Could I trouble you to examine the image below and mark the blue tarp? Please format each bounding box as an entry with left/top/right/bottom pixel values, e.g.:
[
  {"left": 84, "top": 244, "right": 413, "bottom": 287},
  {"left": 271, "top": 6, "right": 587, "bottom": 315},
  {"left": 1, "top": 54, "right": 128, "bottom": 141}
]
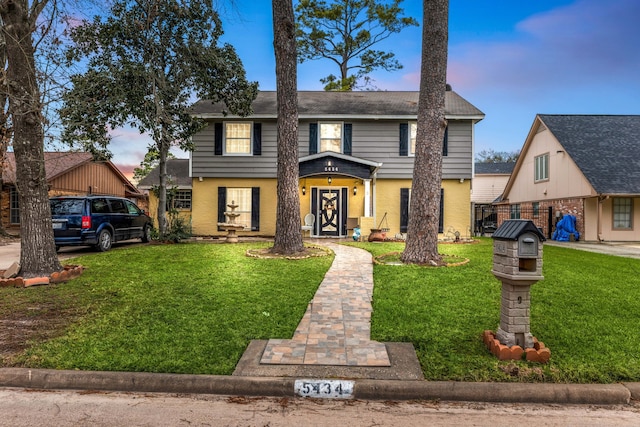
[{"left": 552, "top": 214, "right": 580, "bottom": 241}]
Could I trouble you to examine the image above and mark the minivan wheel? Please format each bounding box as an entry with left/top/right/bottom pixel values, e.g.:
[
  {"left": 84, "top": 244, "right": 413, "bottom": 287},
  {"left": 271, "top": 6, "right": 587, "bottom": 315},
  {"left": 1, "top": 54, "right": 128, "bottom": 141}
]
[
  {"left": 141, "top": 224, "right": 151, "bottom": 243},
  {"left": 95, "top": 229, "right": 112, "bottom": 252}
]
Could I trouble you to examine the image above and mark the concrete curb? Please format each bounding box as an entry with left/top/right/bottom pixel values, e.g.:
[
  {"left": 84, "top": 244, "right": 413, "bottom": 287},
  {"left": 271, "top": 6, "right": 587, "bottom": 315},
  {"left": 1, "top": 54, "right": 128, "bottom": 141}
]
[{"left": 0, "top": 368, "right": 634, "bottom": 405}]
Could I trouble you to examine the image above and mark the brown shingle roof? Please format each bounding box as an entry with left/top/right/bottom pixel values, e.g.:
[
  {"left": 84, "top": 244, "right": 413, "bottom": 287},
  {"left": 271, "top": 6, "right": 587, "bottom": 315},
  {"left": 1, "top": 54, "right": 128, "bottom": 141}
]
[{"left": 2, "top": 152, "right": 93, "bottom": 184}]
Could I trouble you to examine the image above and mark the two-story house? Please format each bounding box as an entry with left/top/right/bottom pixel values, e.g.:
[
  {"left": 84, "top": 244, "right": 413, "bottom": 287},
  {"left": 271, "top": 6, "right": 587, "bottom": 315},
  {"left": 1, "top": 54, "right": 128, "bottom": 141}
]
[{"left": 189, "top": 89, "right": 484, "bottom": 239}]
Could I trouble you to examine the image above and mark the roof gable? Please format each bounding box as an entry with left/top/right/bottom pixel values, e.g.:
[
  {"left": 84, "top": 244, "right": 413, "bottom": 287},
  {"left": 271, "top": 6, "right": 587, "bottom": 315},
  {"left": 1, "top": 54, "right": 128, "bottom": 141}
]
[
  {"left": 2, "top": 152, "right": 140, "bottom": 195},
  {"left": 191, "top": 90, "right": 485, "bottom": 120},
  {"left": 539, "top": 115, "right": 640, "bottom": 194}
]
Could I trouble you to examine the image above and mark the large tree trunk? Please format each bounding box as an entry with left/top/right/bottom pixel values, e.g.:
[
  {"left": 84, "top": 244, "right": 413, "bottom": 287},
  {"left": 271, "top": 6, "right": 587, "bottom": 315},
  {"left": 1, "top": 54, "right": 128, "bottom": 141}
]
[
  {"left": 271, "top": 0, "right": 303, "bottom": 255},
  {"left": 157, "top": 129, "right": 169, "bottom": 238},
  {"left": 2, "top": 0, "right": 62, "bottom": 276},
  {"left": 401, "top": 0, "right": 448, "bottom": 265}
]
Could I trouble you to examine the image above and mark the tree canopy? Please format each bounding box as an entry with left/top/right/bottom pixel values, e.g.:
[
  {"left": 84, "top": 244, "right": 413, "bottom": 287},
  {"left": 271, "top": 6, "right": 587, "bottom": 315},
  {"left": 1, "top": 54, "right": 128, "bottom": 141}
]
[
  {"left": 61, "top": 0, "right": 257, "bottom": 236},
  {"left": 476, "top": 149, "right": 520, "bottom": 163},
  {"left": 295, "top": 0, "right": 418, "bottom": 91}
]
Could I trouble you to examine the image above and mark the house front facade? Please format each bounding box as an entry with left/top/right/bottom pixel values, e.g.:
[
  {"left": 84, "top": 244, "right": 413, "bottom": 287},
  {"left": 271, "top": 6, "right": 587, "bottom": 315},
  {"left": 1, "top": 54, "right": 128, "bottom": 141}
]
[
  {"left": 499, "top": 115, "right": 640, "bottom": 242},
  {"left": 189, "top": 90, "right": 484, "bottom": 239}
]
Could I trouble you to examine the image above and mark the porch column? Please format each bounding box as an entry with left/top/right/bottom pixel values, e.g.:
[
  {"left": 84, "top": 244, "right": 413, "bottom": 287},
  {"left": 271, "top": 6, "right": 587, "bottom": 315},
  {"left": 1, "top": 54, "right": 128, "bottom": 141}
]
[{"left": 364, "top": 179, "right": 372, "bottom": 217}]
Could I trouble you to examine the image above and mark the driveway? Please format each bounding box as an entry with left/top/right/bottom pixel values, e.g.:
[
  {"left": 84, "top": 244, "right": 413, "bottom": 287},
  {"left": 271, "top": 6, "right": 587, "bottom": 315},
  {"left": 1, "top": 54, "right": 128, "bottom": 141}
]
[
  {"left": 0, "top": 241, "right": 145, "bottom": 270},
  {"left": 544, "top": 240, "right": 640, "bottom": 259}
]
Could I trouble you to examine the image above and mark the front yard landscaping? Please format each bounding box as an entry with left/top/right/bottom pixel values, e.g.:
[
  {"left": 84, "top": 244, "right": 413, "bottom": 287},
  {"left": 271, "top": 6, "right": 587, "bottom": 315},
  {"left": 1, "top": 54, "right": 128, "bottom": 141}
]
[{"left": 1, "top": 238, "right": 639, "bottom": 383}]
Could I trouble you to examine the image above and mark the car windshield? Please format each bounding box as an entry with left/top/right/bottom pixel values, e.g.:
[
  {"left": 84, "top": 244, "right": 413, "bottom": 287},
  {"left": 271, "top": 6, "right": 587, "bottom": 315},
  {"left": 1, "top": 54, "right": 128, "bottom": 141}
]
[{"left": 50, "top": 199, "right": 84, "bottom": 215}]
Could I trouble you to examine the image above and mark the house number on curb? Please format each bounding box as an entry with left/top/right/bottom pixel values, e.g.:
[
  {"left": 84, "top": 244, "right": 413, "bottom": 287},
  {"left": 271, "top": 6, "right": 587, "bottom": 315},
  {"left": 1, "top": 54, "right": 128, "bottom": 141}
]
[{"left": 294, "top": 379, "right": 354, "bottom": 399}]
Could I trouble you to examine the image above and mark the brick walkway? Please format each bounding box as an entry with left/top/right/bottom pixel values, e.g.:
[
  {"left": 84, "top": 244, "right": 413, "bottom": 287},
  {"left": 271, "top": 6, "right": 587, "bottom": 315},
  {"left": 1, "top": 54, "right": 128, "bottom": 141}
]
[{"left": 260, "top": 242, "right": 390, "bottom": 366}]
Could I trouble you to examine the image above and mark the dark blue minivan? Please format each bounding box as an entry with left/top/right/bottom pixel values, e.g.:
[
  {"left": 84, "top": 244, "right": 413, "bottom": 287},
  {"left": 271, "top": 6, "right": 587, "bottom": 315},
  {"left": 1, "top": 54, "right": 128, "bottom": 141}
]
[{"left": 50, "top": 196, "right": 152, "bottom": 252}]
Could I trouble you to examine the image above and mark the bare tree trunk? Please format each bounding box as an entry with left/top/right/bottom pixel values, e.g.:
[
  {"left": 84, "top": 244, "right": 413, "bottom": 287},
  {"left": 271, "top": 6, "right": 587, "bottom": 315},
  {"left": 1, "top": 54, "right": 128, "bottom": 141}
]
[
  {"left": 401, "top": 0, "right": 448, "bottom": 265},
  {"left": 271, "top": 0, "right": 304, "bottom": 255},
  {"left": 1, "top": 0, "right": 62, "bottom": 276}
]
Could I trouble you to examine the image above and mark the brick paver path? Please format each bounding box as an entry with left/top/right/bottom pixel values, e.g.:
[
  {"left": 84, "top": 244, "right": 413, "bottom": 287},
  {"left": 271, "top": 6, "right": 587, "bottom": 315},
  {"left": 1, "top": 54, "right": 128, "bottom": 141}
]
[{"left": 260, "top": 243, "right": 390, "bottom": 366}]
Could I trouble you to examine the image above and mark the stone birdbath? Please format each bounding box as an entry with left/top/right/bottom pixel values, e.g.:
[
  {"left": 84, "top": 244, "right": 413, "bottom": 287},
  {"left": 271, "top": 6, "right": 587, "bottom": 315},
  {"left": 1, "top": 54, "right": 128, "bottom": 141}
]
[{"left": 217, "top": 200, "right": 245, "bottom": 243}]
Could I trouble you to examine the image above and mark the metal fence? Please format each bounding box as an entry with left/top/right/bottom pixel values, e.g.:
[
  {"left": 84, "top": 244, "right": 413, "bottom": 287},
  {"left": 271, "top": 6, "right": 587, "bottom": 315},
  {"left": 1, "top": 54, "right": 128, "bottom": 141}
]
[{"left": 474, "top": 205, "right": 554, "bottom": 239}]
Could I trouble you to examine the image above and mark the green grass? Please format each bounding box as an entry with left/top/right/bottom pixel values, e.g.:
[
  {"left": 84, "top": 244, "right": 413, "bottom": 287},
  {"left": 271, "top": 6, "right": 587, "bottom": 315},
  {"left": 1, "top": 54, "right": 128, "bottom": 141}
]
[
  {"left": 5, "top": 242, "right": 333, "bottom": 375},
  {"left": 349, "top": 239, "right": 640, "bottom": 383},
  {"left": 3, "top": 238, "right": 640, "bottom": 382}
]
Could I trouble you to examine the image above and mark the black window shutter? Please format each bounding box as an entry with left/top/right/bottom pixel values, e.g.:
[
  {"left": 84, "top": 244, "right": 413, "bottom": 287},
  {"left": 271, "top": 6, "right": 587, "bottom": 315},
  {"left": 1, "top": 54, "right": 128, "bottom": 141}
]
[
  {"left": 251, "top": 187, "right": 260, "bottom": 231},
  {"left": 253, "top": 123, "right": 262, "bottom": 155},
  {"left": 439, "top": 188, "right": 444, "bottom": 233},
  {"left": 343, "top": 123, "right": 352, "bottom": 155},
  {"left": 400, "top": 188, "right": 410, "bottom": 233},
  {"left": 442, "top": 126, "right": 448, "bottom": 157},
  {"left": 217, "top": 187, "right": 226, "bottom": 231},
  {"left": 399, "top": 123, "right": 408, "bottom": 156},
  {"left": 309, "top": 123, "right": 318, "bottom": 155},
  {"left": 214, "top": 123, "right": 223, "bottom": 155}
]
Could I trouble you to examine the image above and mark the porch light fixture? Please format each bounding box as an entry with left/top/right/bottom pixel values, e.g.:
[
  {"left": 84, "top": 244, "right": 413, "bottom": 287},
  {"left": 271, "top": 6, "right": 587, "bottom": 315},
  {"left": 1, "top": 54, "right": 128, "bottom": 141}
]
[
  {"left": 302, "top": 186, "right": 306, "bottom": 195},
  {"left": 353, "top": 186, "right": 357, "bottom": 195},
  {"left": 327, "top": 176, "right": 332, "bottom": 184}
]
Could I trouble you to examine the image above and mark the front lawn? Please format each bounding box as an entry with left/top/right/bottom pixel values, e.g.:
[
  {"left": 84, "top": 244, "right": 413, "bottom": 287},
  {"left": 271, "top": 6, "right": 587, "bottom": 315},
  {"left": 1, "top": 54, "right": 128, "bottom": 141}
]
[
  {"left": 2, "top": 242, "right": 333, "bottom": 375},
  {"left": 2, "top": 238, "right": 640, "bottom": 383},
  {"left": 352, "top": 239, "right": 640, "bottom": 383}
]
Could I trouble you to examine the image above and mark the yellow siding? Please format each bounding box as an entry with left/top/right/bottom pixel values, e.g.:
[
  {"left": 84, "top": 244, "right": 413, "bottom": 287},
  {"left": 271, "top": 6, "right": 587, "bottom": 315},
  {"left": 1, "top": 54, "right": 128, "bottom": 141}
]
[
  {"left": 192, "top": 178, "right": 278, "bottom": 236},
  {"left": 145, "top": 192, "right": 192, "bottom": 230},
  {"left": 191, "top": 177, "right": 471, "bottom": 238},
  {"left": 373, "top": 179, "right": 471, "bottom": 238}
]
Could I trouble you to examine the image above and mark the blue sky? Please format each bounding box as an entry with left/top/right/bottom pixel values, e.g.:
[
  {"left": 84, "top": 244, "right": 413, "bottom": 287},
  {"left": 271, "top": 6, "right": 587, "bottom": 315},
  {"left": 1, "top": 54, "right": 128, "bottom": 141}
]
[{"left": 109, "top": 0, "right": 640, "bottom": 177}]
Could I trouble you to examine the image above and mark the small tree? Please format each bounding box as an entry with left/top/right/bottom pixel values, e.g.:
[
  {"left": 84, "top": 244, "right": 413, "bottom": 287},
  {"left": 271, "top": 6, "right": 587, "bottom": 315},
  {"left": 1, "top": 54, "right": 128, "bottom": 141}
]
[
  {"left": 401, "top": 0, "right": 448, "bottom": 265},
  {"left": 296, "top": 0, "right": 418, "bottom": 91},
  {"left": 61, "top": 0, "right": 257, "bottom": 238},
  {"left": 271, "top": 0, "right": 304, "bottom": 254}
]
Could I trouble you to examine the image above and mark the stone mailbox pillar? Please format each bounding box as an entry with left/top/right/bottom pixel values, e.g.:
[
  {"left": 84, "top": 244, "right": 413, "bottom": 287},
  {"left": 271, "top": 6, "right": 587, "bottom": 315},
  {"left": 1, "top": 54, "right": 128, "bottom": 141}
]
[{"left": 491, "top": 220, "right": 545, "bottom": 349}]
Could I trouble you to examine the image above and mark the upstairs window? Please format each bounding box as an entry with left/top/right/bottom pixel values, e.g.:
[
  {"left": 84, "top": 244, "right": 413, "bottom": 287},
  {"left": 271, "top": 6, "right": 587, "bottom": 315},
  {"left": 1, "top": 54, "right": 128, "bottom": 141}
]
[
  {"left": 534, "top": 153, "right": 549, "bottom": 182},
  {"left": 401, "top": 123, "right": 448, "bottom": 157},
  {"left": 613, "top": 197, "right": 632, "bottom": 229},
  {"left": 319, "top": 122, "right": 342, "bottom": 153},
  {"left": 225, "top": 122, "right": 252, "bottom": 155}
]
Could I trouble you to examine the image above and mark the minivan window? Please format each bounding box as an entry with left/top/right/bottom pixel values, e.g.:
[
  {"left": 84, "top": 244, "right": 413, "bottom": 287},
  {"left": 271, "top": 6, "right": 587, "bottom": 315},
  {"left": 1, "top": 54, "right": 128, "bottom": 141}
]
[
  {"left": 50, "top": 199, "right": 84, "bottom": 215},
  {"left": 91, "top": 198, "right": 110, "bottom": 214},
  {"left": 109, "top": 198, "right": 128, "bottom": 214},
  {"left": 125, "top": 200, "right": 141, "bottom": 215}
]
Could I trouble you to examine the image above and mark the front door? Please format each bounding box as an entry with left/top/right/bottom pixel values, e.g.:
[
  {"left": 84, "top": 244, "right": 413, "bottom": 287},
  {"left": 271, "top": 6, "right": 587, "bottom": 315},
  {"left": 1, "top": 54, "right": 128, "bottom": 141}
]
[{"left": 319, "top": 189, "right": 340, "bottom": 236}]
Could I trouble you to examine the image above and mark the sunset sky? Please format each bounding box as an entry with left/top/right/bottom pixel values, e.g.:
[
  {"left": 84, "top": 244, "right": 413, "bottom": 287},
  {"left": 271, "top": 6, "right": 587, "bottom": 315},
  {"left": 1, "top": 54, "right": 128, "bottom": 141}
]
[{"left": 108, "top": 0, "right": 640, "bottom": 179}]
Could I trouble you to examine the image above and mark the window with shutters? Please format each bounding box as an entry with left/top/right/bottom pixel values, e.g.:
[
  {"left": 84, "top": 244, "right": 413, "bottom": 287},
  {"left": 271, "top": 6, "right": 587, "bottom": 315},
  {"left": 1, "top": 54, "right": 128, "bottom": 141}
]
[
  {"left": 319, "top": 122, "right": 343, "bottom": 153},
  {"left": 226, "top": 188, "right": 252, "bottom": 229},
  {"left": 224, "top": 122, "right": 252, "bottom": 155}
]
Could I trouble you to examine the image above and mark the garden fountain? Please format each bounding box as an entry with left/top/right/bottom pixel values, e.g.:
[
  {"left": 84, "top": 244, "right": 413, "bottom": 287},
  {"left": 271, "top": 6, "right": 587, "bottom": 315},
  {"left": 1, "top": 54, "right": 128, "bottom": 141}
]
[{"left": 217, "top": 200, "right": 245, "bottom": 243}]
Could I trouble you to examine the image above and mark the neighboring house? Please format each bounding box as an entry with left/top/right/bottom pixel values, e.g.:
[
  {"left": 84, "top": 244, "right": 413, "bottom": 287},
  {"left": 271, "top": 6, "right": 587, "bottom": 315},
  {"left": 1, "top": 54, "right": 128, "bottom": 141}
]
[
  {"left": 1, "top": 151, "right": 142, "bottom": 230},
  {"left": 137, "top": 158, "right": 192, "bottom": 227},
  {"left": 498, "top": 115, "right": 640, "bottom": 242},
  {"left": 472, "top": 162, "right": 515, "bottom": 234},
  {"left": 189, "top": 89, "right": 484, "bottom": 239}
]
